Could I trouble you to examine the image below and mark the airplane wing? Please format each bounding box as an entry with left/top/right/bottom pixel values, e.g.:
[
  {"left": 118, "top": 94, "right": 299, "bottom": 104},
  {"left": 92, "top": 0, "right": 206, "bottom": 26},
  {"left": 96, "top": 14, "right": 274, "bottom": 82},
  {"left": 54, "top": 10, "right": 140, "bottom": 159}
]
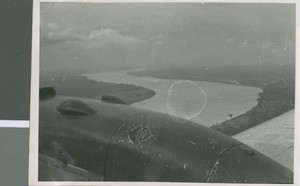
[{"left": 233, "top": 110, "right": 294, "bottom": 170}]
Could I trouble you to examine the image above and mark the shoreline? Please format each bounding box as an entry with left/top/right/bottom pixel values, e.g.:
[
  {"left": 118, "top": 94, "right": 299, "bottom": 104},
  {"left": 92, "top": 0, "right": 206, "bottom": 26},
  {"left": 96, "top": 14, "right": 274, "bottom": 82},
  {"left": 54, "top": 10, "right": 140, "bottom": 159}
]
[
  {"left": 127, "top": 68, "right": 295, "bottom": 136},
  {"left": 211, "top": 81, "right": 294, "bottom": 136},
  {"left": 40, "top": 74, "right": 156, "bottom": 104},
  {"left": 126, "top": 71, "right": 262, "bottom": 89},
  {"left": 42, "top": 70, "right": 294, "bottom": 136},
  {"left": 86, "top": 71, "right": 262, "bottom": 126}
]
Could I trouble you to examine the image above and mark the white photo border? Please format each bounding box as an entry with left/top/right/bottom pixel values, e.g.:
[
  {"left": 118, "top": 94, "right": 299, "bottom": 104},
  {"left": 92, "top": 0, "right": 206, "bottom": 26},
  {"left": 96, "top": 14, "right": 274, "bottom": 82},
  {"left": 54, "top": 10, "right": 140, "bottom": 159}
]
[{"left": 29, "top": 0, "right": 299, "bottom": 185}]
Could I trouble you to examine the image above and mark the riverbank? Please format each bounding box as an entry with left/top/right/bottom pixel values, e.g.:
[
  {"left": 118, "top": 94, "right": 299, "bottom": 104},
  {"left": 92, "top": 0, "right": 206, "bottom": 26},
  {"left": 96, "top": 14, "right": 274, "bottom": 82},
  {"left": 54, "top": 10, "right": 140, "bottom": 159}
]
[
  {"left": 85, "top": 71, "right": 262, "bottom": 127},
  {"left": 40, "top": 73, "right": 155, "bottom": 104},
  {"left": 128, "top": 65, "right": 295, "bottom": 135},
  {"left": 211, "top": 80, "right": 295, "bottom": 136}
]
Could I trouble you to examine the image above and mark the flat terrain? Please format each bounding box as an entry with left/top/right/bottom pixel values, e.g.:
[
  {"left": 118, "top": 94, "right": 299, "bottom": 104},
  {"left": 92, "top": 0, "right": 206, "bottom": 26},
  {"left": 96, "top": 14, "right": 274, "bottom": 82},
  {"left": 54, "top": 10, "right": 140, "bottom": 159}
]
[{"left": 233, "top": 110, "right": 294, "bottom": 170}]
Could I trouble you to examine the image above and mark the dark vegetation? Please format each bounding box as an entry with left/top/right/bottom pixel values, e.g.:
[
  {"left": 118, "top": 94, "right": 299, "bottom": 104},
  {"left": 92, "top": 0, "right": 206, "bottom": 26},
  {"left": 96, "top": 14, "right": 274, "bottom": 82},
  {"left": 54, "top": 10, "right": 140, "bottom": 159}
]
[
  {"left": 212, "top": 80, "right": 295, "bottom": 136},
  {"left": 40, "top": 73, "right": 155, "bottom": 105},
  {"left": 128, "top": 64, "right": 295, "bottom": 136}
]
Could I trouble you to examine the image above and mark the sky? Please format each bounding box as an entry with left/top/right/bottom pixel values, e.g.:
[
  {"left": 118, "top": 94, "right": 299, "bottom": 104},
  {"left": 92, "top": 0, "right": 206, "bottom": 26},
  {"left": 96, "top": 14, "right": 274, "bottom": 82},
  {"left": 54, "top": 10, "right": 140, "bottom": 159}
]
[{"left": 40, "top": 3, "right": 295, "bottom": 73}]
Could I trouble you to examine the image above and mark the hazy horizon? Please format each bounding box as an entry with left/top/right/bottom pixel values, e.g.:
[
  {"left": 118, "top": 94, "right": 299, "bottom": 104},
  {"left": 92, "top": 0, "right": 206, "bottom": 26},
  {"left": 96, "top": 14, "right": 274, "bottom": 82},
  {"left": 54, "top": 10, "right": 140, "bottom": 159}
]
[{"left": 40, "top": 3, "right": 295, "bottom": 73}]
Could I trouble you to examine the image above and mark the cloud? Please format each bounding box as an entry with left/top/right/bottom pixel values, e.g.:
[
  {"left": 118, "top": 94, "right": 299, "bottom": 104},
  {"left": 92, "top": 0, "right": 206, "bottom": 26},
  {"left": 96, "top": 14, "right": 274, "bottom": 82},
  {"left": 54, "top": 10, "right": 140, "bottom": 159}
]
[
  {"left": 261, "top": 42, "right": 274, "bottom": 50},
  {"left": 41, "top": 18, "right": 83, "bottom": 45},
  {"left": 84, "top": 28, "right": 142, "bottom": 50},
  {"left": 41, "top": 18, "right": 142, "bottom": 50},
  {"left": 39, "top": 3, "right": 295, "bottom": 69},
  {"left": 242, "top": 40, "right": 248, "bottom": 47},
  {"left": 223, "top": 38, "right": 234, "bottom": 48}
]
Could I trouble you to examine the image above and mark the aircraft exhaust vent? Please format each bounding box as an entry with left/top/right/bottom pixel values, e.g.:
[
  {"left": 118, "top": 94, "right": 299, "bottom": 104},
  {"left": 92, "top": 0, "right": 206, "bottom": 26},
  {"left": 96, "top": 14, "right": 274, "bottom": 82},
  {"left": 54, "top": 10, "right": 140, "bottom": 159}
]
[
  {"left": 40, "top": 87, "right": 56, "bottom": 100},
  {"left": 57, "top": 99, "right": 96, "bottom": 116}
]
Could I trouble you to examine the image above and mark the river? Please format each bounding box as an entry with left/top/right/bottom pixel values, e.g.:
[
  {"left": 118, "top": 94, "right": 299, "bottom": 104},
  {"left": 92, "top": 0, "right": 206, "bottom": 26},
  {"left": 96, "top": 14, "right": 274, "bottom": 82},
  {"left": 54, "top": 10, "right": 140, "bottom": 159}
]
[{"left": 84, "top": 71, "right": 262, "bottom": 127}]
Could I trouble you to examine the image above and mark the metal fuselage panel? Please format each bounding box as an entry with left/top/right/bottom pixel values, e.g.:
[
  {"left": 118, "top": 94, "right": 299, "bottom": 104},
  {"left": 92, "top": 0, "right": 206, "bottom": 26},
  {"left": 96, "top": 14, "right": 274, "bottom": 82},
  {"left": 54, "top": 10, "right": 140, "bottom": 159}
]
[
  {"left": 105, "top": 112, "right": 293, "bottom": 183},
  {"left": 39, "top": 96, "right": 141, "bottom": 180},
  {"left": 38, "top": 96, "right": 293, "bottom": 183}
]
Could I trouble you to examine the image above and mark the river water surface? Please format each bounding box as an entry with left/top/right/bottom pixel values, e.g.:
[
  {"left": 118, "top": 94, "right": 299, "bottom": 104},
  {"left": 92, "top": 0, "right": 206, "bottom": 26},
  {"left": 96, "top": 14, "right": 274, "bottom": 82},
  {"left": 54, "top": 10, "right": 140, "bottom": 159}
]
[{"left": 85, "top": 71, "right": 262, "bottom": 127}]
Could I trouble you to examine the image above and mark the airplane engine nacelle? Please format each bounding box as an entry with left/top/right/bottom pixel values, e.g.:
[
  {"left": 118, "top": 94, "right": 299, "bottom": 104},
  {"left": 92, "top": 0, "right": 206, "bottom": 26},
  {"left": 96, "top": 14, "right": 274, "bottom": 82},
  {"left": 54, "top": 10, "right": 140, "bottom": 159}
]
[
  {"left": 38, "top": 93, "right": 293, "bottom": 183},
  {"left": 105, "top": 112, "right": 293, "bottom": 183}
]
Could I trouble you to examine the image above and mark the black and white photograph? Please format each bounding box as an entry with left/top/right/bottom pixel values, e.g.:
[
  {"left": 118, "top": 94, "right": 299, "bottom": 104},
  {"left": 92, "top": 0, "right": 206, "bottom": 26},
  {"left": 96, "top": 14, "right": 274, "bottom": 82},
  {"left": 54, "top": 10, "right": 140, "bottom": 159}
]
[{"left": 30, "top": 1, "right": 296, "bottom": 185}]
